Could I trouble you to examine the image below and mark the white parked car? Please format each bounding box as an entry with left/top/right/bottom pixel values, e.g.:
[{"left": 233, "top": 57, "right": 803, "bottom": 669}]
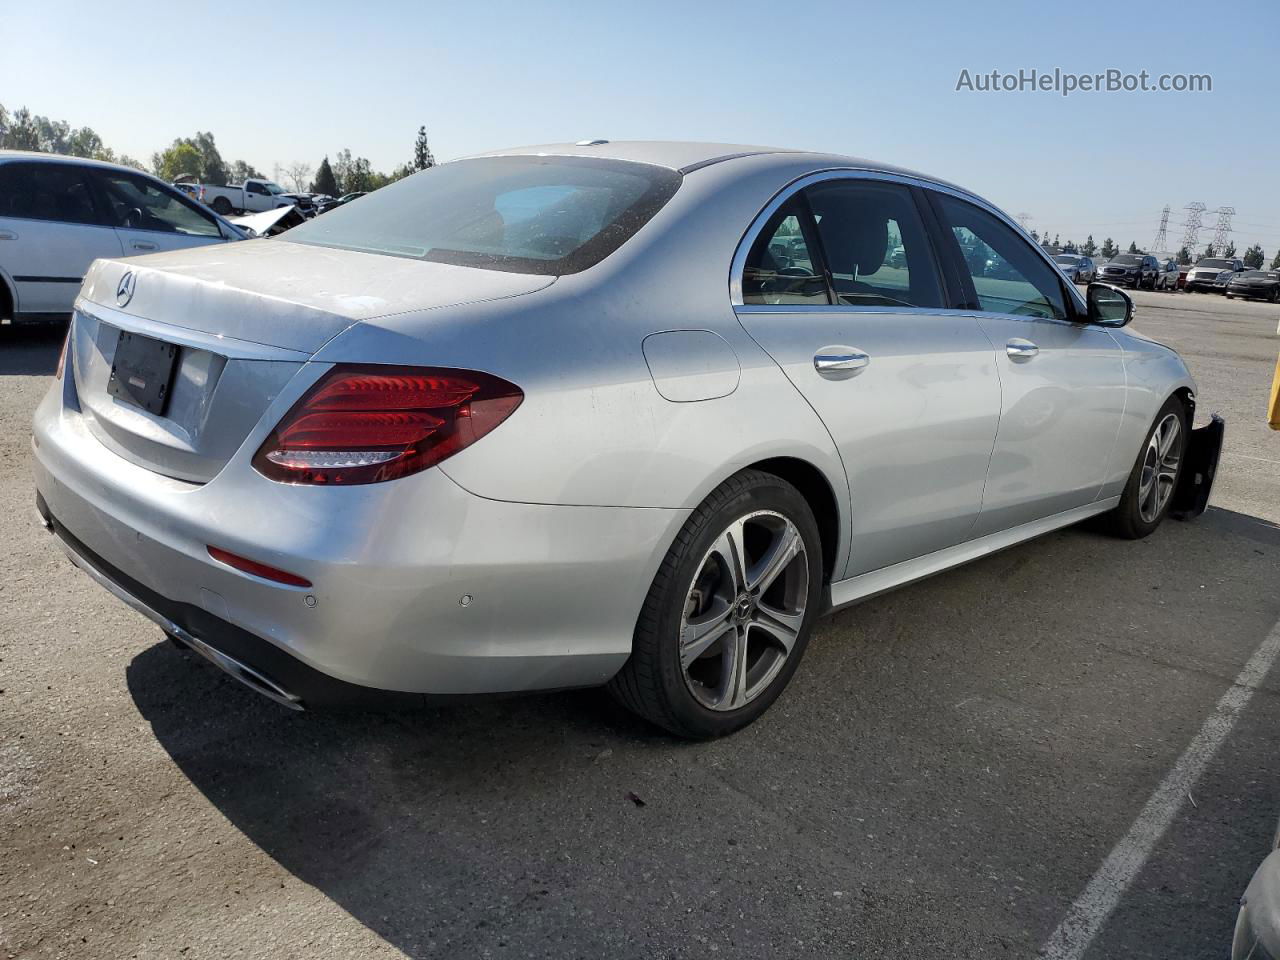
[{"left": 0, "top": 151, "right": 244, "bottom": 323}]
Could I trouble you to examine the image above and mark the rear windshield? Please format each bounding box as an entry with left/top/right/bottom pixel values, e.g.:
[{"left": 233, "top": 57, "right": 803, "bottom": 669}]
[
  {"left": 1113, "top": 254, "right": 1143, "bottom": 264},
  {"left": 284, "top": 155, "right": 682, "bottom": 275}
]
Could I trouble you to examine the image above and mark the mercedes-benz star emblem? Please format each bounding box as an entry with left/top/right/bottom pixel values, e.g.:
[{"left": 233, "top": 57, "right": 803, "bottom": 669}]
[{"left": 115, "top": 271, "right": 136, "bottom": 307}]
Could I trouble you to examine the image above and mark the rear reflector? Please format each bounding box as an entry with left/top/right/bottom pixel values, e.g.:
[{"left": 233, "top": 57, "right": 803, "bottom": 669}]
[
  {"left": 207, "top": 545, "right": 313, "bottom": 588},
  {"left": 253, "top": 365, "right": 523, "bottom": 485}
]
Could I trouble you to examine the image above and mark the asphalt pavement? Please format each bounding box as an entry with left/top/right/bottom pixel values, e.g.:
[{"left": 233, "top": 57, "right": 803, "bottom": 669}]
[{"left": 2, "top": 287, "right": 1279, "bottom": 958}]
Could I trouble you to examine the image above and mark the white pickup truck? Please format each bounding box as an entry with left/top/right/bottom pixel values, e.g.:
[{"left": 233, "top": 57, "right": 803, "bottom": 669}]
[{"left": 187, "top": 178, "right": 313, "bottom": 217}]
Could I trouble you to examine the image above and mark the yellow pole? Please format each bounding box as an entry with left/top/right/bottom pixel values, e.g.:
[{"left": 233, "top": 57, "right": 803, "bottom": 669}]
[{"left": 1271, "top": 353, "right": 1280, "bottom": 430}]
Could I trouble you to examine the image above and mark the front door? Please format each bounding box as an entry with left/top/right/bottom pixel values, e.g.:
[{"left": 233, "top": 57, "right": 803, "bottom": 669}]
[
  {"left": 90, "top": 169, "right": 228, "bottom": 258},
  {"left": 928, "top": 191, "right": 1127, "bottom": 536},
  {"left": 733, "top": 176, "right": 1001, "bottom": 578}
]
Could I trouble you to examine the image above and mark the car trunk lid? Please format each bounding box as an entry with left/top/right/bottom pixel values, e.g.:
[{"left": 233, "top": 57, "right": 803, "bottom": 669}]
[{"left": 71, "top": 242, "right": 554, "bottom": 483}]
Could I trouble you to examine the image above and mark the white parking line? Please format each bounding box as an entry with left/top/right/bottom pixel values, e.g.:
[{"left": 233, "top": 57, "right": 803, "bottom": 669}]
[{"left": 1040, "top": 615, "right": 1280, "bottom": 960}]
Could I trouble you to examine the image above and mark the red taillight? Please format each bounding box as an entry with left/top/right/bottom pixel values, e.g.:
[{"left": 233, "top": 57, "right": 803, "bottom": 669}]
[
  {"left": 55, "top": 325, "right": 70, "bottom": 380},
  {"left": 253, "top": 365, "right": 523, "bottom": 485},
  {"left": 207, "top": 545, "right": 312, "bottom": 587}
]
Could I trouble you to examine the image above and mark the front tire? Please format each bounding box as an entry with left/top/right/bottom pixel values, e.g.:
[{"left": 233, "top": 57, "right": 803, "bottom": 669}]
[
  {"left": 1101, "top": 398, "right": 1188, "bottom": 539},
  {"left": 608, "top": 470, "right": 823, "bottom": 739}
]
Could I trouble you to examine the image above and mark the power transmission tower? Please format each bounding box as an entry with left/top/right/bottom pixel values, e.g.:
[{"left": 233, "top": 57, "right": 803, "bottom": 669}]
[
  {"left": 1211, "top": 206, "right": 1235, "bottom": 251},
  {"left": 1180, "top": 202, "right": 1206, "bottom": 254},
  {"left": 1017, "top": 212, "right": 1033, "bottom": 233},
  {"left": 1151, "top": 205, "right": 1170, "bottom": 255}
]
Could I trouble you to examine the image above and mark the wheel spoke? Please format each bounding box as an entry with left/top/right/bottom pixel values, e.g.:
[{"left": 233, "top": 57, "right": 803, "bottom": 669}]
[
  {"left": 680, "top": 603, "right": 734, "bottom": 669},
  {"left": 1158, "top": 419, "right": 1180, "bottom": 458},
  {"left": 747, "top": 522, "right": 801, "bottom": 594},
  {"left": 752, "top": 602, "right": 803, "bottom": 653},
  {"left": 710, "top": 520, "right": 749, "bottom": 595},
  {"left": 718, "top": 626, "right": 751, "bottom": 709}
]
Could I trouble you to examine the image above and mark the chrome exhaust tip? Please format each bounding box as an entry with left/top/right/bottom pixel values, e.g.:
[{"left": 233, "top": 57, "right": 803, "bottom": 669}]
[{"left": 170, "top": 627, "right": 304, "bottom": 711}]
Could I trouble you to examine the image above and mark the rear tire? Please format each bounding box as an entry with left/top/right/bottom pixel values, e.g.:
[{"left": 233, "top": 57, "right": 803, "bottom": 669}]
[
  {"left": 1100, "top": 397, "right": 1188, "bottom": 539},
  {"left": 608, "top": 470, "right": 823, "bottom": 739},
  {"left": 212, "top": 197, "right": 232, "bottom": 216}
]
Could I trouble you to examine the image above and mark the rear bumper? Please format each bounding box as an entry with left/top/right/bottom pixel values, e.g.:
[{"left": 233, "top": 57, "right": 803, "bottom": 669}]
[{"left": 32, "top": 379, "right": 685, "bottom": 706}]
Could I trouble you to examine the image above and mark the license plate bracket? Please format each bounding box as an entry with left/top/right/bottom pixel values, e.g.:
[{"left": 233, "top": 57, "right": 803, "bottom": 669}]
[{"left": 107, "top": 330, "right": 178, "bottom": 415}]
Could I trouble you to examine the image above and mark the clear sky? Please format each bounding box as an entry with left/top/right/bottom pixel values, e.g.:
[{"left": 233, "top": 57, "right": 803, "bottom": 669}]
[{"left": 6, "top": 0, "right": 1278, "bottom": 255}]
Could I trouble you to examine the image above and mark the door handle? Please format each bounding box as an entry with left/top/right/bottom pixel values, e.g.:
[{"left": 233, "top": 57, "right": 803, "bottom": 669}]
[
  {"left": 1006, "top": 338, "right": 1039, "bottom": 361},
  {"left": 814, "top": 347, "right": 870, "bottom": 380},
  {"left": 131, "top": 241, "right": 158, "bottom": 251},
  {"left": 0, "top": 230, "right": 16, "bottom": 240}
]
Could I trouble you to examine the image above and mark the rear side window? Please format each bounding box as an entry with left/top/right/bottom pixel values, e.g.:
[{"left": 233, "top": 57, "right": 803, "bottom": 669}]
[
  {"left": 0, "top": 162, "right": 101, "bottom": 225},
  {"left": 805, "top": 179, "right": 942, "bottom": 309},
  {"left": 285, "top": 155, "right": 682, "bottom": 275},
  {"left": 92, "top": 171, "right": 221, "bottom": 237},
  {"left": 933, "top": 194, "right": 1068, "bottom": 320},
  {"left": 742, "top": 201, "right": 829, "bottom": 305}
]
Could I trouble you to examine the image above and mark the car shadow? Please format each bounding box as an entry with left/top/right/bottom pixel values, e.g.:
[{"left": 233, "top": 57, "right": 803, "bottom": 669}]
[
  {"left": 126, "top": 504, "right": 1280, "bottom": 957},
  {"left": 0, "top": 322, "right": 66, "bottom": 376}
]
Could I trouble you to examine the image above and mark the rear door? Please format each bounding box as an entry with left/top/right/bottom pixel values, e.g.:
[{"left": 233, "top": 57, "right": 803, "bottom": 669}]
[
  {"left": 89, "top": 169, "right": 229, "bottom": 257},
  {"left": 733, "top": 174, "right": 1001, "bottom": 578},
  {"left": 0, "top": 160, "right": 123, "bottom": 316},
  {"left": 926, "top": 189, "right": 1127, "bottom": 536}
]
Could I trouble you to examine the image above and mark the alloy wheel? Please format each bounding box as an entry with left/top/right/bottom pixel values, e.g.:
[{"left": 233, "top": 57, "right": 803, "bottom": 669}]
[
  {"left": 1138, "top": 413, "right": 1182, "bottom": 523},
  {"left": 678, "top": 510, "right": 809, "bottom": 711}
]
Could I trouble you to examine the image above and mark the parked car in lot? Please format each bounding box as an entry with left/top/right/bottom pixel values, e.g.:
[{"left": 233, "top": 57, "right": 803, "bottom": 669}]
[
  {"left": 315, "top": 191, "right": 367, "bottom": 215},
  {"left": 32, "top": 141, "right": 1222, "bottom": 738},
  {"left": 0, "top": 151, "right": 245, "bottom": 323},
  {"left": 199, "top": 178, "right": 313, "bottom": 217},
  {"left": 1052, "top": 253, "right": 1096, "bottom": 283},
  {"left": 1232, "top": 821, "right": 1280, "bottom": 959},
  {"left": 1156, "top": 258, "right": 1181, "bottom": 290},
  {"left": 1185, "top": 256, "right": 1246, "bottom": 293},
  {"left": 1226, "top": 268, "right": 1280, "bottom": 301},
  {"left": 1097, "top": 253, "right": 1159, "bottom": 289}
]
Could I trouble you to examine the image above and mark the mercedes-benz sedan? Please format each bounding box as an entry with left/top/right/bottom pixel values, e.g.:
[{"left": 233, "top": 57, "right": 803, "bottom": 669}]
[{"left": 32, "top": 141, "right": 1223, "bottom": 738}]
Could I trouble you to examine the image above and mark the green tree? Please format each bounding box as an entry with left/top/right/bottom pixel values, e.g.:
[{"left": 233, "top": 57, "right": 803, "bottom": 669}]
[
  {"left": 1126, "top": 241, "right": 1141, "bottom": 254},
  {"left": 413, "top": 125, "right": 435, "bottom": 171},
  {"left": 1100, "top": 237, "right": 1117, "bottom": 258},
  {"left": 312, "top": 155, "right": 338, "bottom": 196},
  {"left": 1243, "top": 244, "right": 1265, "bottom": 269},
  {"left": 1224, "top": 241, "right": 1237, "bottom": 258},
  {"left": 1204, "top": 243, "right": 1217, "bottom": 258},
  {"left": 1272, "top": 250, "right": 1280, "bottom": 269},
  {"left": 151, "top": 141, "right": 203, "bottom": 181},
  {"left": 1081, "top": 235, "right": 1097, "bottom": 256},
  {"left": 1176, "top": 245, "right": 1192, "bottom": 265},
  {"left": 227, "top": 159, "right": 264, "bottom": 183},
  {"left": 191, "top": 131, "right": 228, "bottom": 185}
]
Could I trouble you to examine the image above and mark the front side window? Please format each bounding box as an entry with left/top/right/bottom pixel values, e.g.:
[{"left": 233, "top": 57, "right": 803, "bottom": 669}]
[
  {"left": 0, "top": 162, "right": 100, "bottom": 226},
  {"left": 93, "top": 171, "right": 221, "bottom": 237},
  {"left": 285, "top": 155, "right": 681, "bottom": 275},
  {"left": 805, "top": 179, "right": 942, "bottom": 309},
  {"left": 934, "top": 194, "right": 1068, "bottom": 320},
  {"left": 742, "top": 202, "right": 828, "bottom": 305}
]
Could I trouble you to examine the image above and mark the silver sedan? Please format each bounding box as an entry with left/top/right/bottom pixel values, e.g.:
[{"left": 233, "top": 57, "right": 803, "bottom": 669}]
[{"left": 32, "top": 141, "right": 1223, "bottom": 738}]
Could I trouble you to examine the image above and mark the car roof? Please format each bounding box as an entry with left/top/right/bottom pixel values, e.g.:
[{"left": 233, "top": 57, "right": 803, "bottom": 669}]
[
  {"left": 0, "top": 148, "right": 153, "bottom": 175},
  {"left": 468, "top": 139, "right": 968, "bottom": 190}
]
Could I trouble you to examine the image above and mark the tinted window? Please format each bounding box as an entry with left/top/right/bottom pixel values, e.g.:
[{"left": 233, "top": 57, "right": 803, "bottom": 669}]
[
  {"left": 934, "top": 194, "right": 1068, "bottom": 320},
  {"left": 805, "top": 179, "right": 942, "bottom": 308},
  {"left": 246, "top": 181, "right": 267, "bottom": 194},
  {"left": 285, "top": 156, "right": 682, "bottom": 275},
  {"left": 742, "top": 201, "right": 828, "bottom": 305},
  {"left": 93, "top": 171, "right": 220, "bottom": 237},
  {"left": 0, "top": 161, "right": 101, "bottom": 225}
]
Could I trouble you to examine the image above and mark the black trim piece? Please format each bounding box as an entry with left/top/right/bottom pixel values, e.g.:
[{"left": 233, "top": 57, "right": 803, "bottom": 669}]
[
  {"left": 677, "top": 150, "right": 793, "bottom": 175},
  {"left": 13, "top": 275, "right": 82, "bottom": 283},
  {"left": 1171, "top": 414, "right": 1225, "bottom": 521}
]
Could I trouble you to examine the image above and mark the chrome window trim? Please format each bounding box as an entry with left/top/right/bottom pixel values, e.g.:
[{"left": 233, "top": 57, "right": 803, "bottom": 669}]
[
  {"left": 729, "top": 167, "right": 1089, "bottom": 317},
  {"left": 734, "top": 302, "right": 1089, "bottom": 333}
]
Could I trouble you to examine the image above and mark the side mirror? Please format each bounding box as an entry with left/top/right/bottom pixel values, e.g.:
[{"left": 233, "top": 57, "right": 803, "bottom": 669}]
[{"left": 1087, "top": 282, "right": 1133, "bottom": 326}]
